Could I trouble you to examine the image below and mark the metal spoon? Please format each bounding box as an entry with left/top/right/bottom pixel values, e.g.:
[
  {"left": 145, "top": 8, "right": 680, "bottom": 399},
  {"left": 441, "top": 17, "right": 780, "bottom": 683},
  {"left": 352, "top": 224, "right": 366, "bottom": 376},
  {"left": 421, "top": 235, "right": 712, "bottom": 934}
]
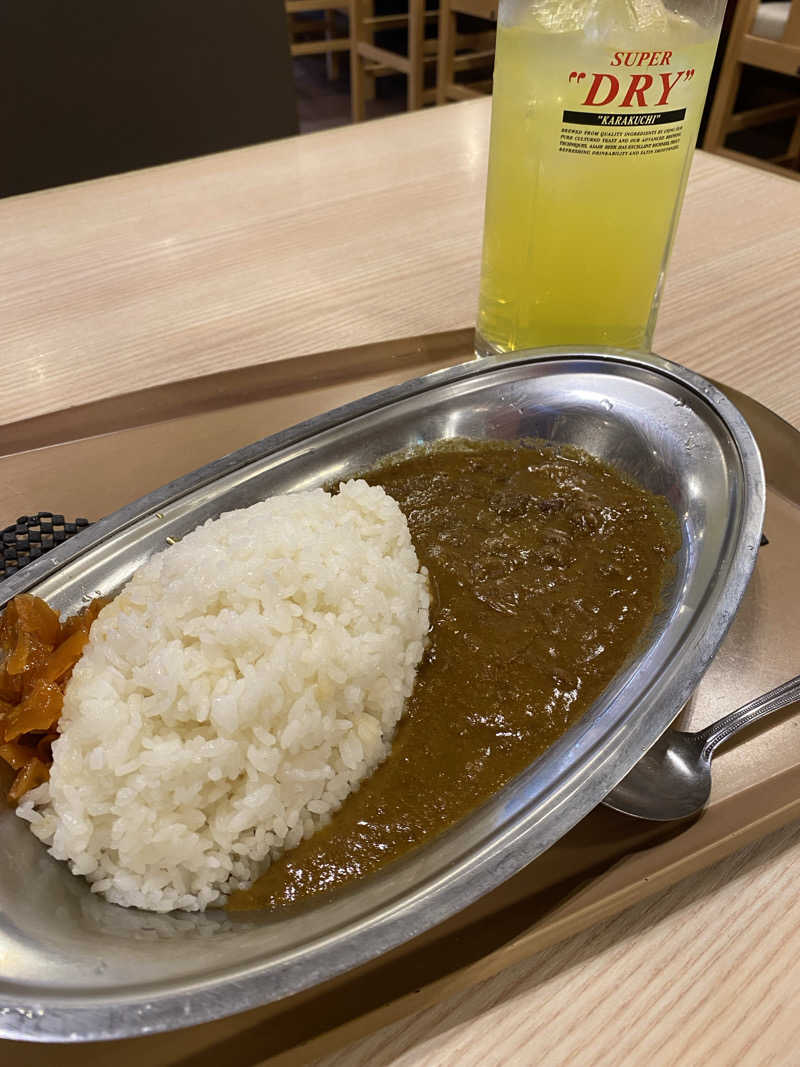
[{"left": 604, "top": 674, "right": 800, "bottom": 821}]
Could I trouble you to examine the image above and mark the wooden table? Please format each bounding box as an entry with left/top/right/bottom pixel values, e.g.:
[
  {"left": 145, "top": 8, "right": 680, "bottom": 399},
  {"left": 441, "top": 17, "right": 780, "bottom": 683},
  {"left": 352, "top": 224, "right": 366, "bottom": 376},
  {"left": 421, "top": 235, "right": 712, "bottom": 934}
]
[{"left": 2, "top": 98, "right": 800, "bottom": 1065}]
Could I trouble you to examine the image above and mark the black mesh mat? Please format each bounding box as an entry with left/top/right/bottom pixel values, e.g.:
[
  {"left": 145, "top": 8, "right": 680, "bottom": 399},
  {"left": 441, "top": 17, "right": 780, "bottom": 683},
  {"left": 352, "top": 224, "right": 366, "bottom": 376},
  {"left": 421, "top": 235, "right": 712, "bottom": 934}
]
[{"left": 1, "top": 513, "right": 91, "bottom": 582}]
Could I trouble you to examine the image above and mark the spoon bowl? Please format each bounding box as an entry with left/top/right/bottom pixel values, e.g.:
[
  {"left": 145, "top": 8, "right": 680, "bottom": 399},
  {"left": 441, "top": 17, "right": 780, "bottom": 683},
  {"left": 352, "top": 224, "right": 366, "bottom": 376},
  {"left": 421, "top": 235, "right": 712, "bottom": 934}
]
[
  {"left": 604, "top": 674, "right": 800, "bottom": 821},
  {"left": 603, "top": 731, "right": 711, "bottom": 821}
]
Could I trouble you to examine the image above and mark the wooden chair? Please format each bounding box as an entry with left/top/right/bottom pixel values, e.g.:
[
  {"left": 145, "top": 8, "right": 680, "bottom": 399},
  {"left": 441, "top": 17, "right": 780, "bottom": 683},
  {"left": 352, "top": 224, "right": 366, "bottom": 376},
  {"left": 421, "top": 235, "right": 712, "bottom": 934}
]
[
  {"left": 350, "top": 0, "right": 440, "bottom": 116},
  {"left": 286, "top": 1, "right": 363, "bottom": 120},
  {"left": 436, "top": 0, "right": 497, "bottom": 104},
  {"left": 704, "top": 0, "right": 800, "bottom": 175}
]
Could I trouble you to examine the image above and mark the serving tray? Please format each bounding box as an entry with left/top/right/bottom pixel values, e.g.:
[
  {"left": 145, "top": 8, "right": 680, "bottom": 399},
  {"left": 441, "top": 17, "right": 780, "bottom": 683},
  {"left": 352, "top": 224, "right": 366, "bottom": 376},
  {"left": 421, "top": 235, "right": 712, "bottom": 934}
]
[{"left": 1, "top": 329, "right": 797, "bottom": 1065}]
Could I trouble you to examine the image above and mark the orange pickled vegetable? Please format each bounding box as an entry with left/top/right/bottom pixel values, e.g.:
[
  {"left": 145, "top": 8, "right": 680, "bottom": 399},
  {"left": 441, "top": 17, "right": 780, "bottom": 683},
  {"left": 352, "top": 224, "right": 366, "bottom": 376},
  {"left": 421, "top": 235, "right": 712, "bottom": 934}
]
[
  {"left": 1, "top": 594, "right": 60, "bottom": 673},
  {"left": 0, "top": 601, "right": 17, "bottom": 654},
  {"left": 44, "top": 629, "right": 89, "bottom": 683},
  {"left": 0, "top": 741, "right": 32, "bottom": 770},
  {"left": 8, "top": 757, "right": 49, "bottom": 803},
  {"left": 4, "top": 680, "right": 63, "bottom": 742},
  {"left": 12, "top": 595, "right": 61, "bottom": 646},
  {"left": 6, "top": 628, "right": 48, "bottom": 677},
  {"left": 0, "top": 593, "right": 105, "bottom": 802},
  {"left": 0, "top": 667, "right": 22, "bottom": 703}
]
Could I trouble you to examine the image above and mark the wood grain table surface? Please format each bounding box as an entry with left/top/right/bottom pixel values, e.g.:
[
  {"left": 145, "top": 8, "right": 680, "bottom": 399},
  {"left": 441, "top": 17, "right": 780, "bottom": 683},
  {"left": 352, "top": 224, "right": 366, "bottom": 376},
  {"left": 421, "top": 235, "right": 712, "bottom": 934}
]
[{"left": 1, "top": 98, "right": 799, "bottom": 1066}]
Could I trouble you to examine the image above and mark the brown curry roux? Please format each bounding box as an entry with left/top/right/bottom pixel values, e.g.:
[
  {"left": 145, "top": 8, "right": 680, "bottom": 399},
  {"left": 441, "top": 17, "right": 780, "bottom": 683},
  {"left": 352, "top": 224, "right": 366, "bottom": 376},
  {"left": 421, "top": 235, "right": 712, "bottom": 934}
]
[{"left": 229, "top": 439, "right": 680, "bottom": 911}]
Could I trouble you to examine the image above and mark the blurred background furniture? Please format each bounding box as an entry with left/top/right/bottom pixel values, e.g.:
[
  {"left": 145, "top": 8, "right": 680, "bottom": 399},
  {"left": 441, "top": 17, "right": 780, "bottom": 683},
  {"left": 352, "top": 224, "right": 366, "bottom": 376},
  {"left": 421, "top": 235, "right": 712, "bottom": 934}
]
[
  {"left": 436, "top": 0, "right": 497, "bottom": 103},
  {"left": 286, "top": 2, "right": 355, "bottom": 91},
  {"left": 287, "top": 0, "right": 497, "bottom": 125},
  {"left": 0, "top": 0, "right": 298, "bottom": 198},
  {"left": 351, "top": 0, "right": 440, "bottom": 115},
  {"left": 704, "top": 0, "right": 800, "bottom": 176}
]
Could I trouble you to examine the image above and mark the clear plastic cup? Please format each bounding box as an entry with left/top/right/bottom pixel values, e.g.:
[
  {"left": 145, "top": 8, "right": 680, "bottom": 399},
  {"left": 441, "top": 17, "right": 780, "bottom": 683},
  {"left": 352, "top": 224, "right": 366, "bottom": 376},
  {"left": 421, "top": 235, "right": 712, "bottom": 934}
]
[{"left": 476, "top": 0, "right": 727, "bottom": 356}]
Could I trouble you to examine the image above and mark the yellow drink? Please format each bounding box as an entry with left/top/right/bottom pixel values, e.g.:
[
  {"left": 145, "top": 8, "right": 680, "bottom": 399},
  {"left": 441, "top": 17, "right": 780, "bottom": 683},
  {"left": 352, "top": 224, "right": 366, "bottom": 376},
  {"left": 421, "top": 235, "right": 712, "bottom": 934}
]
[{"left": 477, "top": 5, "right": 719, "bottom": 353}]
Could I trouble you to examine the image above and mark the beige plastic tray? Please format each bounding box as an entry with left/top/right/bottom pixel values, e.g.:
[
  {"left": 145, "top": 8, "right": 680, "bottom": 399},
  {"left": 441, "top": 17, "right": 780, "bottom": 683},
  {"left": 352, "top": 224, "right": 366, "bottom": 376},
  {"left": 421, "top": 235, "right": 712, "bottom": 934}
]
[{"left": 2, "top": 330, "right": 798, "bottom": 1066}]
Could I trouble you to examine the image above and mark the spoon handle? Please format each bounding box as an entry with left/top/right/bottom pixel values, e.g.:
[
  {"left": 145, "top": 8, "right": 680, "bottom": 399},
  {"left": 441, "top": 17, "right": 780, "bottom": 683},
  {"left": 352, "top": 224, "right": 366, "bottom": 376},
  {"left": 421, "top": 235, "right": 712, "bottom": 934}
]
[{"left": 695, "top": 674, "right": 800, "bottom": 760}]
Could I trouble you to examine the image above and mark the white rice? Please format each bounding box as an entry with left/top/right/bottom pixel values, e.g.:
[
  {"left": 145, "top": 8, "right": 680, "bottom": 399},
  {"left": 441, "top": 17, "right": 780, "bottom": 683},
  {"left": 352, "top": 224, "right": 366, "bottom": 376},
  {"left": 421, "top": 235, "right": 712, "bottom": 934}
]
[{"left": 16, "top": 480, "right": 429, "bottom": 913}]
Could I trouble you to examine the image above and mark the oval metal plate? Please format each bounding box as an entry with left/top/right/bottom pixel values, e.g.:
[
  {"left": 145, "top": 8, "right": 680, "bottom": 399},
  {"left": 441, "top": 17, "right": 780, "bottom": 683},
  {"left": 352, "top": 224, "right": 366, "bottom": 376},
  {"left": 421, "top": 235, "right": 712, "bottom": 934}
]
[{"left": 0, "top": 349, "right": 764, "bottom": 1041}]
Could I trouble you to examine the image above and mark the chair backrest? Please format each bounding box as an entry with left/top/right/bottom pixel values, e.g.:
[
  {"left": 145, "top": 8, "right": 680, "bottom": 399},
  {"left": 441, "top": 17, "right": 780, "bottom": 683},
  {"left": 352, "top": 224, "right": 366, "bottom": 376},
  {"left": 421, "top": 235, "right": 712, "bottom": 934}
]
[
  {"left": 741, "top": 0, "right": 800, "bottom": 75},
  {"left": 0, "top": 0, "right": 298, "bottom": 199},
  {"left": 783, "top": 0, "right": 800, "bottom": 44},
  {"left": 702, "top": 0, "right": 800, "bottom": 173},
  {"left": 437, "top": 0, "right": 497, "bottom": 104}
]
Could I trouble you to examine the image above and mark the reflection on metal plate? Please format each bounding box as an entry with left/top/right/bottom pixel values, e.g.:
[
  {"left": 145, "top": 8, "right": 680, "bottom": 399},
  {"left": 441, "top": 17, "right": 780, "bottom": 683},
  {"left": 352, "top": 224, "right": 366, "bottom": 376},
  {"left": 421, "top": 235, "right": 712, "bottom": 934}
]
[{"left": 0, "top": 349, "right": 764, "bottom": 1041}]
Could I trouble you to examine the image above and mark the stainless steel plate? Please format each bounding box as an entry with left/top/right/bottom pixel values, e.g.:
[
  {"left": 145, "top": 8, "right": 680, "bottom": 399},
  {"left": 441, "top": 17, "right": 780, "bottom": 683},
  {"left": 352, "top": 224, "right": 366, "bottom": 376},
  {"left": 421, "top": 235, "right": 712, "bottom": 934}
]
[{"left": 0, "top": 349, "right": 764, "bottom": 1041}]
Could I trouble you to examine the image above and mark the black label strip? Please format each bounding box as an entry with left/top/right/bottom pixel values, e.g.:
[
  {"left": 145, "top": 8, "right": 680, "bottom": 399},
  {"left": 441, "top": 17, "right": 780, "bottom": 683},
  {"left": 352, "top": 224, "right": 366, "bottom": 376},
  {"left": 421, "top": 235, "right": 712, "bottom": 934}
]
[{"left": 562, "top": 108, "right": 686, "bottom": 127}]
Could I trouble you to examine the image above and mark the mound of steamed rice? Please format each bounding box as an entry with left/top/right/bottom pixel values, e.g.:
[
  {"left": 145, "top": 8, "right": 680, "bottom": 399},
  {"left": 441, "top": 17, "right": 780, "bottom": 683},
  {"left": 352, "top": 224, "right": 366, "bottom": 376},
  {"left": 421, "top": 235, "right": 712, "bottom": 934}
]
[{"left": 17, "top": 480, "right": 429, "bottom": 913}]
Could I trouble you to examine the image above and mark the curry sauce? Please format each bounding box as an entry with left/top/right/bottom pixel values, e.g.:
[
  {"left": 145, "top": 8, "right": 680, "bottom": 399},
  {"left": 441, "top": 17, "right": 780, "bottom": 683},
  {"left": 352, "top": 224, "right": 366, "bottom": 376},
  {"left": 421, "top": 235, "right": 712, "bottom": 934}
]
[{"left": 229, "top": 439, "right": 680, "bottom": 911}]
